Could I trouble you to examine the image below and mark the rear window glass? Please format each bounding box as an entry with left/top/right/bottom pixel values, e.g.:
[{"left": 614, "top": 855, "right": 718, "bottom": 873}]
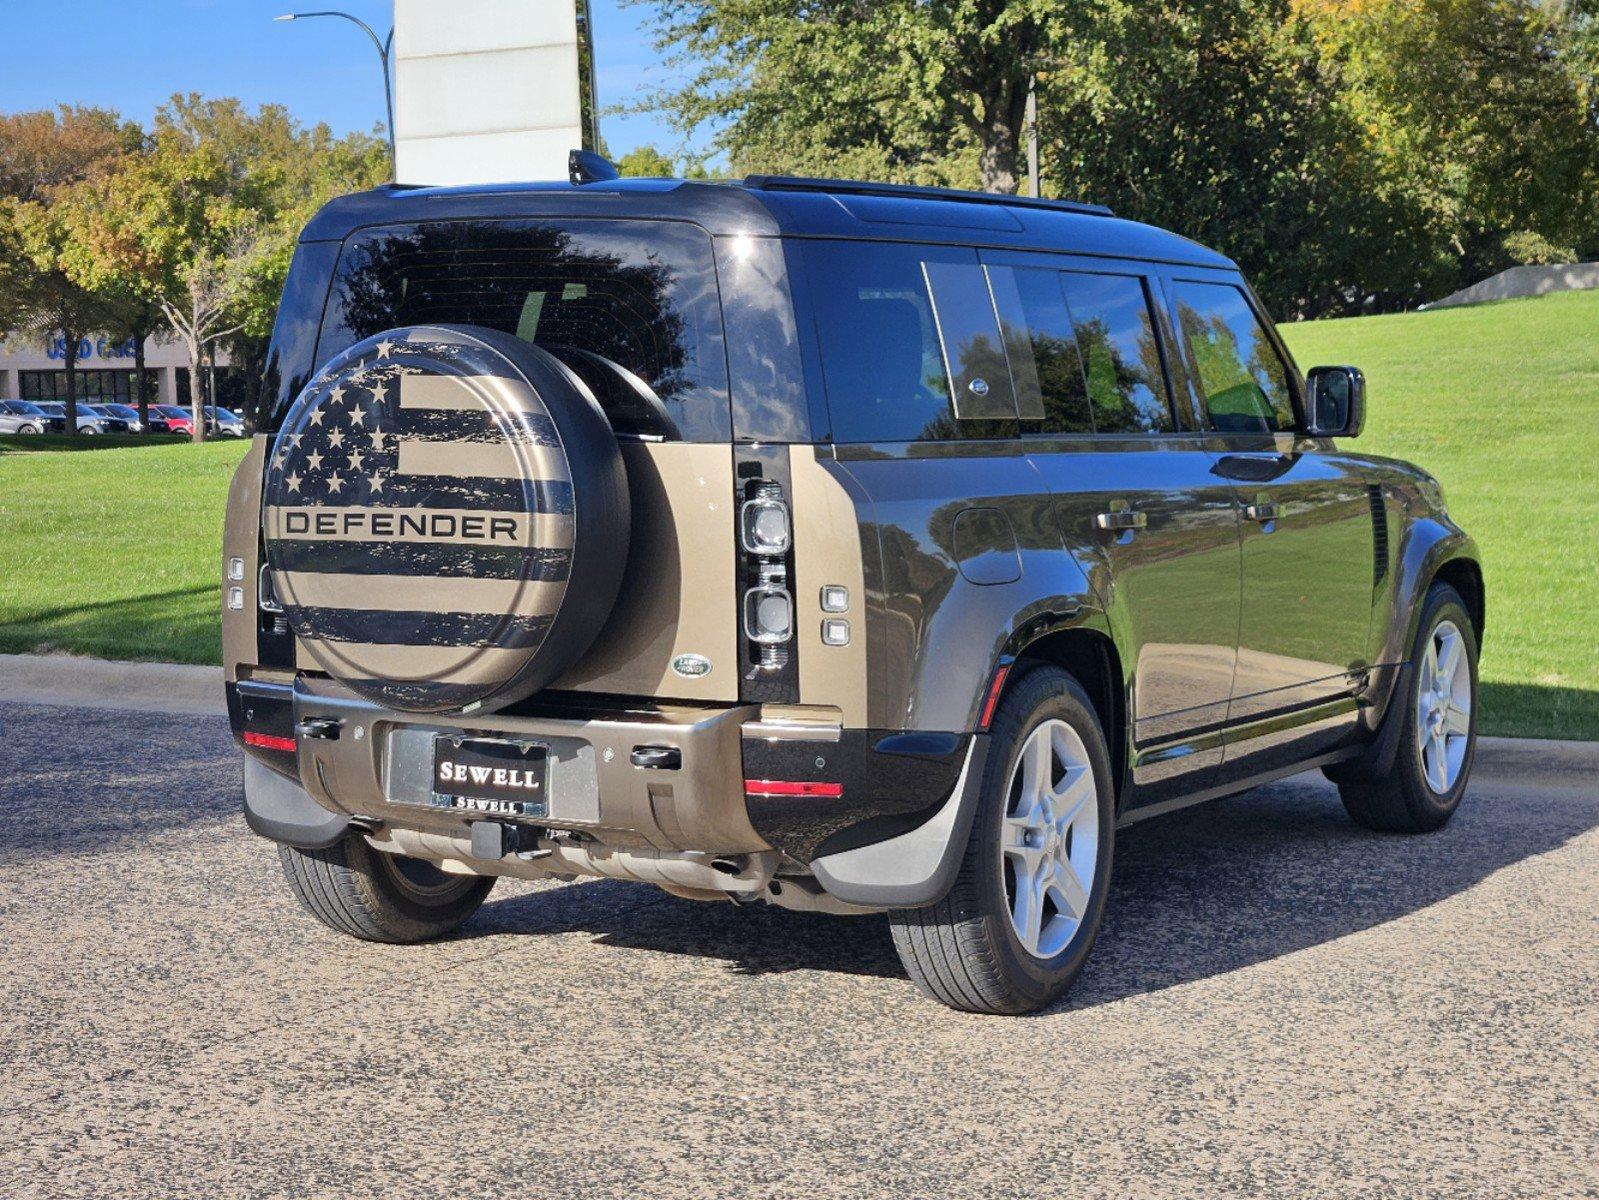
[{"left": 317, "top": 218, "right": 731, "bottom": 441}]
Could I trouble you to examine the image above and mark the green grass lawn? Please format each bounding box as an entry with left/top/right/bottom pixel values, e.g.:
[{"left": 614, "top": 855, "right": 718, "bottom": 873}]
[
  {"left": 2, "top": 289, "right": 1595, "bottom": 737},
  {"left": 0, "top": 435, "right": 249, "bottom": 664},
  {"left": 1281, "top": 289, "right": 1599, "bottom": 740}
]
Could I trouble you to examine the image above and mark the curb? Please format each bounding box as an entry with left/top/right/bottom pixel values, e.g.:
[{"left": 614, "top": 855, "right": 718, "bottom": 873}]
[
  {"left": 0, "top": 653, "right": 224, "bottom": 717},
  {"left": 0, "top": 653, "right": 1595, "bottom": 772}
]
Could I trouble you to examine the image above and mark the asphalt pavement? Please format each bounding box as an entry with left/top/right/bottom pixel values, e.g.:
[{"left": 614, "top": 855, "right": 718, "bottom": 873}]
[{"left": 1, "top": 692, "right": 1595, "bottom": 1199}]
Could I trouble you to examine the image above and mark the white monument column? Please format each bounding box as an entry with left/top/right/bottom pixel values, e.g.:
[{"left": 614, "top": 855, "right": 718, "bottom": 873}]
[{"left": 392, "top": 0, "right": 597, "bottom": 186}]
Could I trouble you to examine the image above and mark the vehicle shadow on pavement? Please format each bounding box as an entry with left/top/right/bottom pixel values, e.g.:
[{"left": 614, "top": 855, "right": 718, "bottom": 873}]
[
  {"left": 0, "top": 702, "right": 240, "bottom": 866},
  {"left": 471, "top": 775, "right": 1599, "bottom": 1008}
]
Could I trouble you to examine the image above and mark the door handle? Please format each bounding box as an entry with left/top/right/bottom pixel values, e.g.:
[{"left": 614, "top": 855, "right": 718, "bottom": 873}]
[
  {"left": 1243, "top": 500, "right": 1279, "bottom": 522},
  {"left": 1094, "top": 510, "right": 1148, "bottom": 531}
]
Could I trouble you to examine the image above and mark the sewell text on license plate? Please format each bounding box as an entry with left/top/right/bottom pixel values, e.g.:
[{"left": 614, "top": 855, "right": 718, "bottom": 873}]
[{"left": 431, "top": 736, "right": 549, "bottom": 819}]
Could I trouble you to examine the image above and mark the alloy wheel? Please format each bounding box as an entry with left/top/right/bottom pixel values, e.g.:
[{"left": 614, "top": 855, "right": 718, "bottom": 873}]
[
  {"left": 999, "top": 718, "right": 1100, "bottom": 959},
  {"left": 1415, "top": 618, "right": 1472, "bottom": 794}
]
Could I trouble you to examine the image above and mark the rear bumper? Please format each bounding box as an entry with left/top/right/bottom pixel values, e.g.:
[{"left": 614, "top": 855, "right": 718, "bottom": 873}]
[{"left": 231, "top": 677, "right": 978, "bottom": 908}]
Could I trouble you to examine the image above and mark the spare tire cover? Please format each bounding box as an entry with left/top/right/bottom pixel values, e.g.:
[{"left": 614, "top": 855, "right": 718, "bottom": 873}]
[{"left": 262, "top": 324, "right": 628, "bottom": 714}]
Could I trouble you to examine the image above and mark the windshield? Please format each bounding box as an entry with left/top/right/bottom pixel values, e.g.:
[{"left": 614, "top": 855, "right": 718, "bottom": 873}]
[{"left": 314, "top": 217, "right": 730, "bottom": 441}]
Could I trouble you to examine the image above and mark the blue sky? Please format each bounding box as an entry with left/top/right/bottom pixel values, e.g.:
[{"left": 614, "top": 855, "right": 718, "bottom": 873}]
[{"left": 0, "top": 0, "right": 701, "bottom": 161}]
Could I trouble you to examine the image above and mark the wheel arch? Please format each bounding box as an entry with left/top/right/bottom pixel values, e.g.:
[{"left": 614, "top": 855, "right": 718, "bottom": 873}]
[
  {"left": 1001, "top": 618, "right": 1128, "bottom": 811},
  {"left": 1431, "top": 555, "right": 1484, "bottom": 647}
]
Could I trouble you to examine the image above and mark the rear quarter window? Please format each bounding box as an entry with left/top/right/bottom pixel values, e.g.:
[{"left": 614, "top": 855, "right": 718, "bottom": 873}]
[
  {"left": 803, "top": 240, "right": 1021, "bottom": 443},
  {"left": 317, "top": 218, "right": 731, "bottom": 442}
]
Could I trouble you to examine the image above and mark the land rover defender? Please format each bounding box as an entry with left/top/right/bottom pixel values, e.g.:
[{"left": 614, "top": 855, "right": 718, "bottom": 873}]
[{"left": 223, "top": 171, "right": 1483, "bottom": 1013}]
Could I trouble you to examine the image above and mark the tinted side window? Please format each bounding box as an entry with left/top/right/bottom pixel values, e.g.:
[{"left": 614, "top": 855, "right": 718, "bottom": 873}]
[
  {"left": 318, "top": 218, "right": 730, "bottom": 442},
  {"left": 922, "top": 261, "right": 1018, "bottom": 423},
  {"left": 988, "top": 266, "right": 1094, "bottom": 435},
  {"left": 1058, "top": 273, "right": 1173, "bottom": 434},
  {"left": 806, "top": 241, "right": 1005, "bottom": 443},
  {"left": 1171, "top": 281, "right": 1294, "bottom": 434}
]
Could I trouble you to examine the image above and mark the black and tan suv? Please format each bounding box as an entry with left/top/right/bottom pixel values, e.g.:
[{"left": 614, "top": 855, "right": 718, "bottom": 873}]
[{"left": 224, "top": 171, "right": 1483, "bottom": 1014}]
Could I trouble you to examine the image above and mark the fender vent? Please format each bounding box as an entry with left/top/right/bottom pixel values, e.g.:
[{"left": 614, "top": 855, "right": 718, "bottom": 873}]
[{"left": 1367, "top": 485, "right": 1389, "bottom": 589}]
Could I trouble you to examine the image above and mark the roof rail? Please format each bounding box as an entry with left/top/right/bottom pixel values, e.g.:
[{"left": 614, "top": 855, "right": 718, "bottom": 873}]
[{"left": 741, "top": 174, "right": 1113, "bottom": 218}]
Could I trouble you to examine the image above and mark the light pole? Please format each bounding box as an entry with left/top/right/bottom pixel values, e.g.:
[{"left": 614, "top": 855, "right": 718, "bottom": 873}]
[
  {"left": 1026, "top": 73, "right": 1040, "bottom": 199},
  {"left": 275, "top": 11, "right": 396, "bottom": 175}
]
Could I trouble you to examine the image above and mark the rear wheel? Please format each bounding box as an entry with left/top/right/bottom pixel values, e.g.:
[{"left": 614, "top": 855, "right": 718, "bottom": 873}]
[
  {"left": 17, "top": 423, "right": 40, "bottom": 435},
  {"left": 277, "top": 834, "right": 494, "bottom": 943},
  {"left": 889, "top": 666, "right": 1115, "bottom": 1014},
  {"left": 1339, "top": 583, "right": 1478, "bottom": 833}
]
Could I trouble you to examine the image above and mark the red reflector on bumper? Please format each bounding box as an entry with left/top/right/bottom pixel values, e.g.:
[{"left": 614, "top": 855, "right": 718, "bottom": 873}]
[
  {"left": 744, "top": 779, "right": 843, "bottom": 798},
  {"left": 244, "top": 731, "right": 297, "bottom": 753}
]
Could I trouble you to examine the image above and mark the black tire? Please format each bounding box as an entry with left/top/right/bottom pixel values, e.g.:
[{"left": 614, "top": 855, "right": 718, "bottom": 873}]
[
  {"left": 1339, "top": 582, "right": 1478, "bottom": 833},
  {"left": 277, "top": 835, "right": 495, "bottom": 943},
  {"left": 889, "top": 666, "right": 1116, "bottom": 1014}
]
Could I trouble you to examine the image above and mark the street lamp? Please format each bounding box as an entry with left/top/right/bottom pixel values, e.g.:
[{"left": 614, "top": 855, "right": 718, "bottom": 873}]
[{"left": 275, "top": 11, "right": 396, "bottom": 175}]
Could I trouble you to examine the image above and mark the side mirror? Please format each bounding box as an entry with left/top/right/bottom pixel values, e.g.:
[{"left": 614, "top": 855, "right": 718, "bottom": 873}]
[{"left": 1304, "top": 365, "right": 1365, "bottom": 438}]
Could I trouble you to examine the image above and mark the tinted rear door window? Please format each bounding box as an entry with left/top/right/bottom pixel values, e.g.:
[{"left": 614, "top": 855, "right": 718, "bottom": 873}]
[
  {"left": 986, "top": 266, "right": 1095, "bottom": 435},
  {"left": 318, "top": 218, "right": 730, "bottom": 441},
  {"left": 1058, "top": 273, "right": 1173, "bottom": 434},
  {"left": 1171, "top": 280, "right": 1295, "bottom": 434}
]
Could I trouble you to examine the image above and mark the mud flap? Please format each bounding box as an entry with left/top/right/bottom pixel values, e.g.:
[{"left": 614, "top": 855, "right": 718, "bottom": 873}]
[
  {"left": 810, "top": 737, "right": 989, "bottom": 909},
  {"left": 242, "top": 755, "right": 351, "bottom": 849}
]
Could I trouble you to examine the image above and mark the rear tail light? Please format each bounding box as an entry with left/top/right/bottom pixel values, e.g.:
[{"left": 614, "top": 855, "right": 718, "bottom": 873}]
[
  {"left": 740, "top": 481, "right": 793, "bottom": 671},
  {"left": 744, "top": 581, "right": 794, "bottom": 643},
  {"left": 740, "top": 495, "right": 792, "bottom": 554}
]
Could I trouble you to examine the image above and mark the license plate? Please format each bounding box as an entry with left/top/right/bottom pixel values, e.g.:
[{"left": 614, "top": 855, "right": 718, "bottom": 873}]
[{"left": 430, "top": 736, "right": 549, "bottom": 819}]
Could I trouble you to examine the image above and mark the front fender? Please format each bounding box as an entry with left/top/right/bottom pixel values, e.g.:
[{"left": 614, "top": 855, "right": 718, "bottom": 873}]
[{"left": 1383, "top": 518, "right": 1480, "bottom": 668}]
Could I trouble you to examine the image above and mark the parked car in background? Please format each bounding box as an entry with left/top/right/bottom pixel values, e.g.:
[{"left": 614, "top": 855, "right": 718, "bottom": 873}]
[
  {"left": 33, "top": 402, "right": 106, "bottom": 434},
  {"left": 89, "top": 403, "right": 145, "bottom": 433},
  {"left": 149, "top": 405, "right": 195, "bottom": 435},
  {"left": 0, "top": 399, "right": 52, "bottom": 434},
  {"left": 85, "top": 403, "right": 137, "bottom": 433},
  {"left": 205, "top": 406, "right": 247, "bottom": 437}
]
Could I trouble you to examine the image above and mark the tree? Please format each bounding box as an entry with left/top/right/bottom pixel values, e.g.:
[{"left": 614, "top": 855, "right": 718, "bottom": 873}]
[
  {"left": 61, "top": 96, "right": 387, "bottom": 440},
  {"left": 616, "top": 144, "right": 678, "bottom": 177},
  {"left": 0, "top": 107, "right": 137, "bottom": 428},
  {"left": 10, "top": 202, "right": 116, "bottom": 433},
  {"left": 1297, "top": 0, "right": 1599, "bottom": 291},
  {"left": 630, "top": 0, "right": 1072, "bottom": 192},
  {"left": 0, "top": 106, "right": 140, "bottom": 203},
  {"left": 631, "top": 0, "right": 1599, "bottom": 314}
]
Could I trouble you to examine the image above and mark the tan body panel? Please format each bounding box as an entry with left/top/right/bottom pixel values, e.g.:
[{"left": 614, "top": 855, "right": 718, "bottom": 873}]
[
  {"left": 552, "top": 440, "right": 739, "bottom": 702},
  {"left": 221, "top": 437, "right": 267, "bottom": 683},
  {"left": 789, "top": 445, "right": 869, "bottom": 727}
]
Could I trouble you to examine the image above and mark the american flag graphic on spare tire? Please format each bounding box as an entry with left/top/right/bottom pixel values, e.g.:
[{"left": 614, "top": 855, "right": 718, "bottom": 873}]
[{"left": 262, "top": 325, "right": 629, "bottom": 715}]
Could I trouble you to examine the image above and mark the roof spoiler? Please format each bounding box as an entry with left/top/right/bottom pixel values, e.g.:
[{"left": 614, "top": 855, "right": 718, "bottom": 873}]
[{"left": 742, "top": 174, "right": 1113, "bottom": 218}]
